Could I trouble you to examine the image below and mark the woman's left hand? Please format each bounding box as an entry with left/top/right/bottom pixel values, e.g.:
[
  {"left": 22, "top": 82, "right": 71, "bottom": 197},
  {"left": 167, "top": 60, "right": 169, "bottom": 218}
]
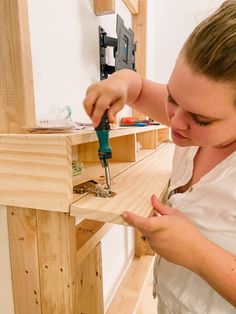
[{"left": 122, "top": 194, "right": 206, "bottom": 271}]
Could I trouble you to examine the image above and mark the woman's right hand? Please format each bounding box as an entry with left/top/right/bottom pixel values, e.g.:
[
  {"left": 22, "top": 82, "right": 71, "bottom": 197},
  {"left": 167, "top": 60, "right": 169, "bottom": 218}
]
[{"left": 83, "top": 74, "right": 129, "bottom": 127}]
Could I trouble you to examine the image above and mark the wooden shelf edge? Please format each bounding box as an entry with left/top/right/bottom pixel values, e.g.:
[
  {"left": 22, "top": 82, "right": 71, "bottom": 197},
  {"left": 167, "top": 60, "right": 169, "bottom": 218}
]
[{"left": 106, "top": 255, "right": 155, "bottom": 313}]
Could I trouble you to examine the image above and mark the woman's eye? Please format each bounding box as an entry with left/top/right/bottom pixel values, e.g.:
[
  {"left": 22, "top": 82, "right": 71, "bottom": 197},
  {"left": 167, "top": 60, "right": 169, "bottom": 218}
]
[
  {"left": 167, "top": 94, "right": 176, "bottom": 104},
  {"left": 192, "top": 116, "right": 212, "bottom": 126}
]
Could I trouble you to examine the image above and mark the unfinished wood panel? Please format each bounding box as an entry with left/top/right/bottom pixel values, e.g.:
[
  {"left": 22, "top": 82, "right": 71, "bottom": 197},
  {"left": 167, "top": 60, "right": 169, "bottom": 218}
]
[
  {"left": 123, "top": 0, "right": 139, "bottom": 14},
  {"left": 110, "top": 134, "right": 136, "bottom": 162},
  {"left": 68, "top": 125, "right": 163, "bottom": 145},
  {"left": 94, "top": 0, "right": 115, "bottom": 15},
  {"left": 76, "top": 242, "right": 104, "bottom": 314},
  {"left": 7, "top": 207, "right": 41, "bottom": 314},
  {"left": 0, "top": 206, "right": 14, "bottom": 314},
  {"left": 0, "top": 136, "right": 72, "bottom": 212},
  {"left": 0, "top": 0, "right": 35, "bottom": 133},
  {"left": 107, "top": 255, "right": 155, "bottom": 313},
  {"left": 76, "top": 219, "right": 112, "bottom": 263},
  {"left": 132, "top": 0, "right": 147, "bottom": 120},
  {"left": 158, "top": 127, "right": 170, "bottom": 144},
  {"left": 36, "top": 211, "right": 76, "bottom": 314},
  {"left": 71, "top": 143, "right": 175, "bottom": 225},
  {"left": 136, "top": 130, "right": 158, "bottom": 149}
]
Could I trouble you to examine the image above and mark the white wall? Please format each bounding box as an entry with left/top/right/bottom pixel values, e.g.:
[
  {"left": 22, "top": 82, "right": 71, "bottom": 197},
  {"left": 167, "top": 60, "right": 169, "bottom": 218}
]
[
  {"left": 28, "top": 0, "right": 132, "bottom": 123},
  {"left": 147, "top": 0, "right": 225, "bottom": 83}
]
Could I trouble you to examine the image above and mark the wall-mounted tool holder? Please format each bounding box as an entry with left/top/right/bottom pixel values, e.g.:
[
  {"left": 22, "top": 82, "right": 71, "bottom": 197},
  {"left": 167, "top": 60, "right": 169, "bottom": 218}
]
[{"left": 99, "top": 14, "right": 136, "bottom": 80}]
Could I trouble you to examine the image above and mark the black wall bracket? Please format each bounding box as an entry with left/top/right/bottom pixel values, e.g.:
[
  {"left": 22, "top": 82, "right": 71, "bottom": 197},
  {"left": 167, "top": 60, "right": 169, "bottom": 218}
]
[{"left": 99, "top": 15, "right": 136, "bottom": 80}]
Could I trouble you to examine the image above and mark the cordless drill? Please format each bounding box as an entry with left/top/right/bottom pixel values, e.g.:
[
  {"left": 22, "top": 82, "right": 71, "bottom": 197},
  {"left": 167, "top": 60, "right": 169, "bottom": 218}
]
[{"left": 95, "top": 111, "right": 112, "bottom": 190}]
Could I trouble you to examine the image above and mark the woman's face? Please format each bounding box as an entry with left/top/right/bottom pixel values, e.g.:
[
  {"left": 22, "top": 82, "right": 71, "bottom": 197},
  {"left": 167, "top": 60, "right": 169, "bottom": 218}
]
[{"left": 166, "top": 56, "right": 236, "bottom": 148}]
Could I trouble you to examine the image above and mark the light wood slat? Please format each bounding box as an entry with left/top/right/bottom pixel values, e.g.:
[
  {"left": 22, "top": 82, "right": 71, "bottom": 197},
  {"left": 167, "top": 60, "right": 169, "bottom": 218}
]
[
  {"left": 0, "top": 136, "right": 72, "bottom": 212},
  {"left": 132, "top": 0, "right": 147, "bottom": 120},
  {"left": 71, "top": 143, "right": 175, "bottom": 225},
  {"left": 94, "top": 0, "right": 115, "bottom": 15},
  {"left": 0, "top": 0, "right": 35, "bottom": 133},
  {"left": 76, "top": 219, "right": 112, "bottom": 263},
  {"left": 107, "top": 255, "right": 155, "bottom": 313},
  {"left": 36, "top": 211, "right": 77, "bottom": 314},
  {"left": 76, "top": 242, "right": 104, "bottom": 313},
  {"left": 123, "top": 0, "right": 139, "bottom": 14},
  {"left": 7, "top": 207, "right": 42, "bottom": 314}
]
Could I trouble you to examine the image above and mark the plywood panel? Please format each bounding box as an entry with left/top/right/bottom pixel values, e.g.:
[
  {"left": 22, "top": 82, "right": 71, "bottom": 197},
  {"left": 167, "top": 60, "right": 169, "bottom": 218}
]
[{"left": 71, "top": 143, "right": 175, "bottom": 224}]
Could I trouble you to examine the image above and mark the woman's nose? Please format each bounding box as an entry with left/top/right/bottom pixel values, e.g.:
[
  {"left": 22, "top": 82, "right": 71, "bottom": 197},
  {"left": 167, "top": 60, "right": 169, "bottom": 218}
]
[{"left": 170, "top": 108, "right": 189, "bottom": 130}]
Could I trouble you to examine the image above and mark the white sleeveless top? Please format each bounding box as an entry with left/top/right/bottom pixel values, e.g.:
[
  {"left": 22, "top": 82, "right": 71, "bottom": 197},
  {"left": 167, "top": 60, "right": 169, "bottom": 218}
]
[{"left": 154, "top": 145, "right": 236, "bottom": 314}]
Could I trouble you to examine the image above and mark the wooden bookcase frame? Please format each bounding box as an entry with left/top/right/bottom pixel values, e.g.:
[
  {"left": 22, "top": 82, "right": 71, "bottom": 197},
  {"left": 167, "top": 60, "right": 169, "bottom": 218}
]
[{"left": 0, "top": 1, "right": 172, "bottom": 313}]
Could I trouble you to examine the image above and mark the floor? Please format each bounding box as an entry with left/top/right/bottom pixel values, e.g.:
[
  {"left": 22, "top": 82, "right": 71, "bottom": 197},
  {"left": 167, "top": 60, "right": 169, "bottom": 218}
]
[{"left": 136, "top": 267, "right": 157, "bottom": 314}]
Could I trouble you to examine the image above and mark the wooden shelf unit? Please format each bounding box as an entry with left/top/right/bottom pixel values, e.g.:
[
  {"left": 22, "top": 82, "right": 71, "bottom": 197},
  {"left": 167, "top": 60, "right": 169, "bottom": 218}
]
[
  {"left": 0, "top": 125, "right": 171, "bottom": 217},
  {"left": 0, "top": 125, "right": 174, "bottom": 313}
]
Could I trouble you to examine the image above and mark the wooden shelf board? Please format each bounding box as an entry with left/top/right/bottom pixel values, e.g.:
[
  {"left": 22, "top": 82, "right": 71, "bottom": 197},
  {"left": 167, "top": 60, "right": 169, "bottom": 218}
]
[
  {"left": 107, "top": 255, "right": 155, "bottom": 314},
  {"left": 71, "top": 143, "right": 175, "bottom": 225},
  {"left": 0, "top": 125, "right": 167, "bottom": 145}
]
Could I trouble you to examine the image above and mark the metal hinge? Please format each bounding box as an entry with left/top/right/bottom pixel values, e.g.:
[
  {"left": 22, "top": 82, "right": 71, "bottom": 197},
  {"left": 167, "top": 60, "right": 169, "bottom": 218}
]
[{"left": 73, "top": 180, "right": 115, "bottom": 198}]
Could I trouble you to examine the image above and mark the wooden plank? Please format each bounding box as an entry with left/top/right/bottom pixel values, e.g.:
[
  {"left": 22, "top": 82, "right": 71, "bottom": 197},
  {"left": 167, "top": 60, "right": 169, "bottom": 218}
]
[
  {"left": 158, "top": 127, "right": 170, "bottom": 144},
  {"left": 36, "top": 211, "right": 77, "bottom": 314},
  {"left": 0, "top": 0, "right": 35, "bottom": 133},
  {"left": 132, "top": 0, "right": 147, "bottom": 119},
  {"left": 76, "top": 242, "right": 104, "bottom": 314},
  {"left": 71, "top": 143, "right": 175, "bottom": 225},
  {"left": 0, "top": 136, "right": 72, "bottom": 212},
  {"left": 7, "top": 207, "right": 42, "bottom": 314},
  {"left": 94, "top": 0, "right": 115, "bottom": 15},
  {"left": 123, "top": 0, "right": 139, "bottom": 14},
  {"left": 76, "top": 219, "right": 112, "bottom": 263},
  {"left": 107, "top": 255, "right": 155, "bottom": 313},
  {"left": 0, "top": 206, "right": 14, "bottom": 314},
  {"left": 137, "top": 130, "right": 158, "bottom": 149}
]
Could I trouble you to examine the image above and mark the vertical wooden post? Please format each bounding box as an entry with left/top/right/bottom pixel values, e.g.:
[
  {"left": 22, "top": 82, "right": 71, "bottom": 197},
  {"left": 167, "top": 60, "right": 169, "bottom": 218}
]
[
  {"left": 131, "top": 0, "right": 152, "bottom": 256},
  {"left": 0, "top": 0, "right": 35, "bottom": 133},
  {"left": 36, "top": 211, "right": 77, "bottom": 314},
  {"left": 7, "top": 207, "right": 42, "bottom": 314},
  {"left": 76, "top": 242, "right": 104, "bottom": 314},
  {"left": 132, "top": 0, "right": 147, "bottom": 122}
]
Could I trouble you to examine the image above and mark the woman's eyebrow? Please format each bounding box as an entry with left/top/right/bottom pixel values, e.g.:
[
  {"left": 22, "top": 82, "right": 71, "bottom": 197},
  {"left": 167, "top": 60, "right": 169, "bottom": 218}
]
[
  {"left": 166, "top": 86, "right": 178, "bottom": 105},
  {"left": 166, "top": 85, "right": 218, "bottom": 120}
]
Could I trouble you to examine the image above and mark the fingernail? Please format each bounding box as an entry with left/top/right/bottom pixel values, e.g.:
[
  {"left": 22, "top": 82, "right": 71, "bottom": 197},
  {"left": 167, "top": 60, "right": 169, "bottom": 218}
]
[{"left": 122, "top": 212, "right": 128, "bottom": 219}]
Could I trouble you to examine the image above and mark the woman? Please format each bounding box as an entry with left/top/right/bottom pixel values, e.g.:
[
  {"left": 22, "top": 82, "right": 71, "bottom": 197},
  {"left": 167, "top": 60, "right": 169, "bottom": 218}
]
[{"left": 83, "top": 1, "right": 236, "bottom": 312}]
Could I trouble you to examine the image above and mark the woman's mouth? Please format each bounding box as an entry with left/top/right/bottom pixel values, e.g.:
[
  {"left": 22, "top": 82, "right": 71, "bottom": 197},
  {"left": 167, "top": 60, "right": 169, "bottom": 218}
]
[{"left": 171, "top": 129, "right": 188, "bottom": 139}]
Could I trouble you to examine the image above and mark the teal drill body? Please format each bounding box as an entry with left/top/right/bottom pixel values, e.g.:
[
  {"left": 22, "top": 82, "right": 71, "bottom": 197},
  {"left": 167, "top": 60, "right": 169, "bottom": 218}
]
[{"left": 95, "top": 112, "right": 112, "bottom": 189}]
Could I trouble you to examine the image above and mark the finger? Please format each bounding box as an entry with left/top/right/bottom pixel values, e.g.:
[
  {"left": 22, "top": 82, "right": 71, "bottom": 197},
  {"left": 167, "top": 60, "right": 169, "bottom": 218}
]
[
  {"left": 83, "top": 91, "right": 98, "bottom": 118},
  {"left": 107, "top": 99, "right": 125, "bottom": 123},
  {"left": 91, "top": 95, "right": 113, "bottom": 127},
  {"left": 151, "top": 194, "right": 180, "bottom": 216},
  {"left": 121, "top": 211, "right": 161, "bottom": 233}
]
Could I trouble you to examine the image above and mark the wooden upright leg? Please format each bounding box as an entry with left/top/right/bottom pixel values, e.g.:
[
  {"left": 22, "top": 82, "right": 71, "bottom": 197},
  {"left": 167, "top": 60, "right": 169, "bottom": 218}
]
[
  {"left": 7, "top": 207, "right": 42, "bottom": 314},
  {"left": 8, "top": 208, "right": 77, "bottom": 314},
  {"left": 36, "top": 210, "right": 77, "bottom": 314},
  {"left": 76, "top": 242, "right": 104, "bottom": 314}
]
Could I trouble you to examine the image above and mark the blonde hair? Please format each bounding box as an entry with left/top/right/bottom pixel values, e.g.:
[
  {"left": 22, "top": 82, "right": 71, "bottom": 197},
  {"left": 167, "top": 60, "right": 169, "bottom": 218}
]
[{"left": 182, "top": 1, "right": 236, "bottom": 84}]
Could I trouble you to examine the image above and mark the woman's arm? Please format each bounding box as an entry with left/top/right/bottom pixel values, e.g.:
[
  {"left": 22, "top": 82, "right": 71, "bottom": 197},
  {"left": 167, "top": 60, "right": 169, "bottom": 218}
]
[
  {"left": 122, "top": 195, "right": 236, "bottom": 307},
  {"left": 83, "top": 69, "right": 170, "bottom": 127}
]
